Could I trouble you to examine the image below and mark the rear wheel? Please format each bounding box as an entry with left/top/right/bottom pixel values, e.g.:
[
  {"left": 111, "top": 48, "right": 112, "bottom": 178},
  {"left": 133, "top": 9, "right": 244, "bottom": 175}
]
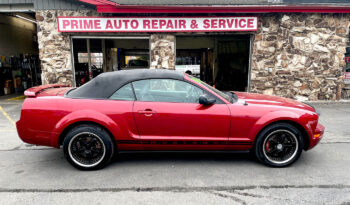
[
  {"left": 254, "top": 123, "right": 304, "bottom": 167},
  {"left": 63, "top": 124, "right": 115, "bottom": 170}
]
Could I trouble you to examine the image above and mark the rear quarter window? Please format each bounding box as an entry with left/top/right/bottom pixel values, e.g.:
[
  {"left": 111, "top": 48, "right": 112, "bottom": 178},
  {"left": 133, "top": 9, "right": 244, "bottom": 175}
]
[{"left": 109, "top": 83, "right": 135, "bottom": 101}]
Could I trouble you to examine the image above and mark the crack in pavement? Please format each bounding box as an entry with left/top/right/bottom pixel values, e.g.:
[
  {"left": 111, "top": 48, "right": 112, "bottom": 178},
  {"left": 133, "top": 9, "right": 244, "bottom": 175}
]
[
  {"left": 0, "top": 184, "right": 349, "bottom": 193},
  {"left": 209, "top": 191, "right": 247, "bottom": 205},
  {"left": 214, "top": 190, "right": 309, "bottom": 204},
  {"left": 228, "top": 190, "right": 265, "bottom": 198},
  {"left": 231, "top": 189, "right": 317, "bottom": 203}
]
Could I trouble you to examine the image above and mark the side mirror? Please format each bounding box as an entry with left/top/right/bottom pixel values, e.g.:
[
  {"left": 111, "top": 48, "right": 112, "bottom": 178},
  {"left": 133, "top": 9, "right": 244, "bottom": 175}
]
[{"left": 199, "top": 94, "right": 216, "bottom": 106}]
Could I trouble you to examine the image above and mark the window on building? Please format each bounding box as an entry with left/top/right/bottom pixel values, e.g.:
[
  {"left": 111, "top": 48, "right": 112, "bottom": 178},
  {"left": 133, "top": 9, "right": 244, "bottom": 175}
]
[{"left": 72, "top": 38, "right": 150, "bottom": 87}]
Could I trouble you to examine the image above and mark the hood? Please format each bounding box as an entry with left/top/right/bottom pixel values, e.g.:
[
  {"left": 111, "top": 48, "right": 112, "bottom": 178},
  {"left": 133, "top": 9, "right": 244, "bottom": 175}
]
[{"left": 234, "top": 92, "right": 315, "bottom": 112}]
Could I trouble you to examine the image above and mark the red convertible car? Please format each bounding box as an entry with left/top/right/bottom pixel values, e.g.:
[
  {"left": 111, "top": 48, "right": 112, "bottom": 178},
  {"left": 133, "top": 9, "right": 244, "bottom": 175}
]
[{"left": 17, "top": 69, "right": 324, "bottom": 170}]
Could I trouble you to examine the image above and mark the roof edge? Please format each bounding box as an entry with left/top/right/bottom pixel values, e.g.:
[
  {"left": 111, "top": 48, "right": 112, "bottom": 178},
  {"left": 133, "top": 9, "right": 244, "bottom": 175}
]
[{"left": 95, "top": 4, "right": 350, "bottom": 13}]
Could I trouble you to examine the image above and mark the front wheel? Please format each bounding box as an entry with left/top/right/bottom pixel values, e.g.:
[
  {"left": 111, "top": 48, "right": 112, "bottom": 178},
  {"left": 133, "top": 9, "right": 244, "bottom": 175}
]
[
  {"left": 63, "top": 124, "right": 115, "bottom": 170},
  {"left": 254, "top": 123, "right": 304, "bottom": 167}
]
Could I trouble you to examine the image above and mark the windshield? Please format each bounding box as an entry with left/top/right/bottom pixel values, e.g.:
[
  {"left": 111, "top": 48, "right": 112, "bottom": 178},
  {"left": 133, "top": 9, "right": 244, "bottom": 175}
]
[{"left": 187, "top": 75, "right": 234, "bottom": 103}]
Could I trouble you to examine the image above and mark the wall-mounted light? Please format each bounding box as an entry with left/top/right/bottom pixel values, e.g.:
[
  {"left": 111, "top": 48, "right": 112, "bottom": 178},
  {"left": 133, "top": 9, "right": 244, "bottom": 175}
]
[{"left": 15, "top": 14, "right": 37, "bottom": 24}]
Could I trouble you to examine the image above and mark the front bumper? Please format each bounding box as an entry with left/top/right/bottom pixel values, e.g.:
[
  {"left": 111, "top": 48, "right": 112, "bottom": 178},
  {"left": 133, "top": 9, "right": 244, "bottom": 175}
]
[{"left": 308, "top": 123, "right": 325, "bottom": 150}]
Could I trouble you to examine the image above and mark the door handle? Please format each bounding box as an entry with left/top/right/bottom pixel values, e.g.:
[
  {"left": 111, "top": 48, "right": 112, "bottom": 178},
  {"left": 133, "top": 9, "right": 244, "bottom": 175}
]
[{"left": 138, "top": 109, "right": 156, "bottom": 116}]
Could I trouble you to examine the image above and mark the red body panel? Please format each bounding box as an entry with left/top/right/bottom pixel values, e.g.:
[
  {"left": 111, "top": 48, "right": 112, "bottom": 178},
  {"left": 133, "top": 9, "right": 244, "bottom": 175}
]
[
  {"left": 16, "top": 80, "right": 324, "bottom": 152},
  {"left": 133, "top": 101, "right": 231, "bottom": 150}
]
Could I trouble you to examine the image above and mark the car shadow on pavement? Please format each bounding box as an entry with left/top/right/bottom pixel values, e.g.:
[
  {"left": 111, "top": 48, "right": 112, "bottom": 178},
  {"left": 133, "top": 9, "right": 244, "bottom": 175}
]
[{"left": 10, "top": 147, "right": 316, "bottom": 172}]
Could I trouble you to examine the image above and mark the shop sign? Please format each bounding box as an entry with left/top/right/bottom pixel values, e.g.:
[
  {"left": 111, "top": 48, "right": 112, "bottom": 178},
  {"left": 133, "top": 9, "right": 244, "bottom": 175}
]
[
  {"left": 57, "top": 16, "right": 258, "bottom": 32},
  {"left": 345, "top": 72, "right": 350, "bottom": 84}
]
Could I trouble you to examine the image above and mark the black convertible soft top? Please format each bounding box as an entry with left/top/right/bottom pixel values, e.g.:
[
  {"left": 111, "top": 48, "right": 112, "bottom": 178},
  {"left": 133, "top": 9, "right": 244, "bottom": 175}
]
[{"left": 66, "top": 69, "right": 184, "bottom": 99}]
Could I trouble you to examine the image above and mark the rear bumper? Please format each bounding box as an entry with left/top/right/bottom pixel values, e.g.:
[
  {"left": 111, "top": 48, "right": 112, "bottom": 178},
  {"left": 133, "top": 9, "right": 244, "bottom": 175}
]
[
  {"left": 16, "top": 120, "right": 57, "bottom": 147},
  {"left": 307, "top": 123, "right": 325, "bottom": 150}
]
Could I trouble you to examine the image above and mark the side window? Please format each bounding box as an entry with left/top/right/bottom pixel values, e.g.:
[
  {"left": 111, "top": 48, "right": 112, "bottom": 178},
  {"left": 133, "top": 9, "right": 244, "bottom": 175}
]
[
  {"left": 109, "top": 83, "right": 135, "bottom": 101},
  {"left": 132, "top": 79, "right": 205, "bottom": 103}
]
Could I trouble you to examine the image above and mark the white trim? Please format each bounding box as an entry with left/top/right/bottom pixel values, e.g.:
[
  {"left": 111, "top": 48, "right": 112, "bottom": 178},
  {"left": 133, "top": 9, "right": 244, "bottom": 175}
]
[{"left": 71, "top": 36, "right": 150, "bottom": 39}]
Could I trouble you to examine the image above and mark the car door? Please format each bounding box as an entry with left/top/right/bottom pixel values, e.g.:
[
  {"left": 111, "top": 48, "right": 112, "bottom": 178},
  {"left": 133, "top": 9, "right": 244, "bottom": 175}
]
[
  {"left": 132, "top": 78, "right": 231, "bottom": 150},
  {"left": 107, "top": 83, "right": 142, "bottom": 151}
]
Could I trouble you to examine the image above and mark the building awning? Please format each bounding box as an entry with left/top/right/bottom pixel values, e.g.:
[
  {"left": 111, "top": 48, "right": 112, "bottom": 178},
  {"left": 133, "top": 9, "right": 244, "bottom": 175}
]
[{"left": 79, "top": 0, "right": 350, "bottom": 13}]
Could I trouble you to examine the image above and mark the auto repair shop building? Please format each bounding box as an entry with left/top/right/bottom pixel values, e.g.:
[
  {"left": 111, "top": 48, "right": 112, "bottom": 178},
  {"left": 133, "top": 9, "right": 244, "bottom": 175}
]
[{"left": 1, "top": 0, "right": 350, "bottom": 101}]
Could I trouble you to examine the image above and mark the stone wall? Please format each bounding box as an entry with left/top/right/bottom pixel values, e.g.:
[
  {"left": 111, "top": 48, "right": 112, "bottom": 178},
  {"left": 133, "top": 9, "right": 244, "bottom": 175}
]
[
  {"left": 36, "top": 10, "right": 97, "bottom": 86},
  {"left": 251, "top": 13, "right": 350, "bottom": 101},
  {"left": 150, "top": 34, "right": 175, "bottom": 69}
]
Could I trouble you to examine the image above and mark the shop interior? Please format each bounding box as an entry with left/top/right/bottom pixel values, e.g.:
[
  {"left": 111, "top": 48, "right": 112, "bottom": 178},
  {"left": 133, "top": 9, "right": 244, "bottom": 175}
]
[
  {"left": 0, "top": 13, "right": 41, "bottom": 96},
  {"left": 72, "top": 35, "right": 251, "bottom": 92},
  {"left": 72, "top": 38, "right": 149, "bottom": 86},
  {"left": 176, "top": 35, "right": 251, "bottom": 92}
]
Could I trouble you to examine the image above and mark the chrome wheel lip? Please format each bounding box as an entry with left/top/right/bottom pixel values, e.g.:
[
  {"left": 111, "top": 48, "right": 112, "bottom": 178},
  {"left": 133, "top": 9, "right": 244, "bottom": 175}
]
[
  {"left": 68, "top": 132, "right": 106, "bottom": 168},
  {"left": 262, "top": 129, "right": 299, "bottom": 165}
]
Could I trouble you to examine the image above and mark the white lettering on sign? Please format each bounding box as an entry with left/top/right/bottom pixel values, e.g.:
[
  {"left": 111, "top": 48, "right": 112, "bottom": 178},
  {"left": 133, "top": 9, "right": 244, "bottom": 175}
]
[{"left": 57, "top": 17, "right": 258, "bottom": 32}]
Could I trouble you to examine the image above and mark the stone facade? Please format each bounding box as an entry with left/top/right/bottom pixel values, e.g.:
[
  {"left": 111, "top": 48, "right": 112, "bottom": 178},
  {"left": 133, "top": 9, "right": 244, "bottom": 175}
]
[
  {"left": 251, "top": 13, "right": 350, "bottom": 101},
  {"left": 36, "top": 10, "right": 350, "bottom": 100},
  {"left": 150, "top": 34, "right": 175, "bottom": 69},
  {"left": 36, "top": 10, "right": 98, "bottom": 86}
]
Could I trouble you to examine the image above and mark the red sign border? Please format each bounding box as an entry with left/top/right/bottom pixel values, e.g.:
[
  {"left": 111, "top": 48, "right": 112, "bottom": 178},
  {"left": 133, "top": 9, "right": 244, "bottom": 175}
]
[{"left": 57, "top": 16, "right": 259, "bottom": 33}]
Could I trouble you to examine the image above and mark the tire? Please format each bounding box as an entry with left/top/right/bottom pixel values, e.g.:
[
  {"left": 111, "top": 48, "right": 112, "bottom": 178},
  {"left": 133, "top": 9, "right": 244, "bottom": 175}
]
[
  {"left": 254, "top": 123, "right": 304, "bottom": 167},
  {"left": 63, "top": 124, "right": 115, "bottom": 170}
]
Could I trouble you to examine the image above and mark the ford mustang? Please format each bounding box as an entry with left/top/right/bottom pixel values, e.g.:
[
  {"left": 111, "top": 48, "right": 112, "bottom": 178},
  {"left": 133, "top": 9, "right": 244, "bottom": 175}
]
[{"left": 16, "top": 69, "right": 324, "bottom": 170}]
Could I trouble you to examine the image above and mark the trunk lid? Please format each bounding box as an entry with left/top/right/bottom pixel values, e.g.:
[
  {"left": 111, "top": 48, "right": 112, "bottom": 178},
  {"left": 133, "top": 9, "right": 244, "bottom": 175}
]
[{"left": 24, "top": 84, "right": 71, "bottom": 97}]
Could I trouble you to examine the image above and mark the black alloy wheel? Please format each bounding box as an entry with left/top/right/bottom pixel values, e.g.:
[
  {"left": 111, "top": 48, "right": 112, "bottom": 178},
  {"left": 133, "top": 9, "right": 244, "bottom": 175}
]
[
  {"left": 254, "top": 123, "right": 304, "bottom": 167},
  {"left": 63, "top": 124, "right": 115, "bottom": 170}
]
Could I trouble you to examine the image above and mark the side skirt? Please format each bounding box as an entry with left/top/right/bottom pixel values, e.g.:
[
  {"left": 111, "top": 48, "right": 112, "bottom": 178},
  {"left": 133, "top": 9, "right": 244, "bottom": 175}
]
[{"left": 118, "top": 150, "right": 250, "bottom": 154}]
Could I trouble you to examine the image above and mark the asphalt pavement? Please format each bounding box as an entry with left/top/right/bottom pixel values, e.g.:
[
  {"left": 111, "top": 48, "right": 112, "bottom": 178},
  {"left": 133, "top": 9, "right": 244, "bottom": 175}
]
[{"left": 0, "top": 95, "right": 350, "bottom": 204}]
